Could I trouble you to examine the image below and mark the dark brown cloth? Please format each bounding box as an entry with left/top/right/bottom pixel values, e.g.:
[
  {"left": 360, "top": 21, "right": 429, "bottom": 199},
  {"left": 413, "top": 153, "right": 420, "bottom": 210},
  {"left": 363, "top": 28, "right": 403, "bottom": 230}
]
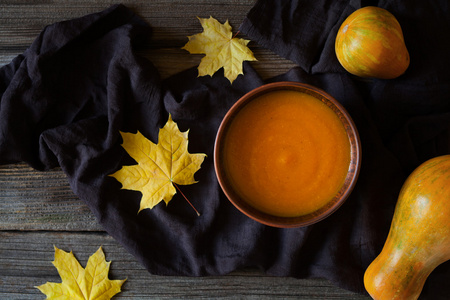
[{"left": 1, "top": 2, "right": 449, "bottom": 299}]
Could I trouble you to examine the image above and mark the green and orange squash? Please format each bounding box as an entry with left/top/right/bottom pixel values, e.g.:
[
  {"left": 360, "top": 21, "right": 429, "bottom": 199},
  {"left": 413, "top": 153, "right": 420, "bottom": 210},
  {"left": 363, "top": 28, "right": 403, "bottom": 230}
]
[
  {"left": 364, "top": 155, "right": 450, "bottom": 299},
  {"left": 335, "top": 6, "right": 410, "bottom": 79}
]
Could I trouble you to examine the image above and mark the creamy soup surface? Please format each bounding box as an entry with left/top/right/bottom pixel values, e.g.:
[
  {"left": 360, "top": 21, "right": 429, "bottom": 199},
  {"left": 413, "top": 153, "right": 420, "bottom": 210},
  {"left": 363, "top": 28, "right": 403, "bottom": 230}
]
[{"left": 223, "top": 90, "right": 351, "bottom": 217}]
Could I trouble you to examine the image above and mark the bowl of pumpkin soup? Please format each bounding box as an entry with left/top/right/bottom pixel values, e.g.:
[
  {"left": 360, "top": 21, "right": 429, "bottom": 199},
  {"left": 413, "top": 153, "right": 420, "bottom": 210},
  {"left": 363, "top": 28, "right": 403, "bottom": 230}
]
[{"left": 214, "top": 82, "right": 361, "bottom": 228}]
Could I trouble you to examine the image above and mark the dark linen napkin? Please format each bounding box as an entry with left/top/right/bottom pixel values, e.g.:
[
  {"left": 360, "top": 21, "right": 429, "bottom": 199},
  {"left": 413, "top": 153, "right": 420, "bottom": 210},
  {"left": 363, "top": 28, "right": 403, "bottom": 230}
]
[{"left": 1, "top": 2, "right": 450, "bottom": 300}]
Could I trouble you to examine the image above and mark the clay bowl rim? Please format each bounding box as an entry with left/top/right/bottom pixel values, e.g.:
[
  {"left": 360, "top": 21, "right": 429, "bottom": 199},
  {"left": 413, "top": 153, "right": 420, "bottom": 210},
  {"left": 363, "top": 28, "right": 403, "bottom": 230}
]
[{"left": 214, "top": 81, "right": 362, "bottom": 228}]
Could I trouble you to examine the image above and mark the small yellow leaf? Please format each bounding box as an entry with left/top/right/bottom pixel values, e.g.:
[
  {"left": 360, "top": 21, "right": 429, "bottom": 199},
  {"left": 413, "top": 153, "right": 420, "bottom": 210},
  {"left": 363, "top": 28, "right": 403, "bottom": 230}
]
[
  {"left": 182, "top": 16, "right": 257, "bottom": 83},
  {"left": 36, "top": 246, "right": 126, "bottom": 300},
  {"left": 110, "top": 115, "right": 206, "bottom": 212}
]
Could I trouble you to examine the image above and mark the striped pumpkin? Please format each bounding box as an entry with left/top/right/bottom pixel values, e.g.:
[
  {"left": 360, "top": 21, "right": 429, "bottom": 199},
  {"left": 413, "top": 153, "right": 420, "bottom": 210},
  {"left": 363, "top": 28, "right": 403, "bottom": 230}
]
[{"left": 335, "top": 6, "right": 409, "bottom": 79}]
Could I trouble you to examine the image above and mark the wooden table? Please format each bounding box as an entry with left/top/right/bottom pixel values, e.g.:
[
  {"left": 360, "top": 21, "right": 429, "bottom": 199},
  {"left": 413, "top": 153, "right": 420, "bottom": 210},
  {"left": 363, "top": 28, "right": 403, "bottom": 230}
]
[{"left": 0, "top": 1, "right": 370, "bottom": 298}]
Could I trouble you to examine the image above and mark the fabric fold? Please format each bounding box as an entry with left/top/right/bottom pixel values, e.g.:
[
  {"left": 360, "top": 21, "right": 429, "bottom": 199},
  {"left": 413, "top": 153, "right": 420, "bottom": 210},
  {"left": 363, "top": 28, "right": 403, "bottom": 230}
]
[{"left": 239, "top": 0, "right": 360, "bottom": 74}]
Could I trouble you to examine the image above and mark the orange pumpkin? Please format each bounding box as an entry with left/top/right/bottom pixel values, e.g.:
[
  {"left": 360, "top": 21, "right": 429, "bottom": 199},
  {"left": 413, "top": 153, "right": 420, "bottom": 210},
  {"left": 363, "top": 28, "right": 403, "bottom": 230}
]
[
  {"left": 335, "top": 6, "right": 409, "bottom": 79},
  {"left": 364, "top": 155, "right": 450, "bottom": 300}
]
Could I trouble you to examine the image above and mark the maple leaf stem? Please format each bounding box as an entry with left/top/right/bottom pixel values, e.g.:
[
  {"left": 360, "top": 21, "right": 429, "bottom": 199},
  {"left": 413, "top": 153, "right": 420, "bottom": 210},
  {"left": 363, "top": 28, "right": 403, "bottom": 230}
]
[
  {"left": 173, "top": 183, "right": 201, "bottom": 217},
  {"left": 233, "top": 30, "right": 240, "bottom": 39}
]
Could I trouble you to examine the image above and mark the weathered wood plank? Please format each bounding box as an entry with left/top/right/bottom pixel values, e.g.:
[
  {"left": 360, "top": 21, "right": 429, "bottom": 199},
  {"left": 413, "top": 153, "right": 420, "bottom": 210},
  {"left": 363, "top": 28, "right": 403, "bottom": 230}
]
[
  {"left": 0, "top": 231, "right": 370, "bottom": 299},
  {"left": 0, "top": 0, "right": 257, "bottom": 47},
  {"left": 143, "top": 47, "right": 297, "bottom": 80},
  {"left": 0, "top": 163, "right": 101, "bottom": 231}
]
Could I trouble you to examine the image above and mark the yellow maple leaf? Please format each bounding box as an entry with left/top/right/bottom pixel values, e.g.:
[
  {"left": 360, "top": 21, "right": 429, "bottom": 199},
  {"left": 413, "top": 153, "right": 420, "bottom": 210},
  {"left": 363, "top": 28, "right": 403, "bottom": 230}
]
[
  {"left": 110, "top": 115, "right": 206, "bottom": 213},
  {"left": 36, "top": 246, "right": 126, "bottom": 300},
  {"left": 182, "top": 16, "right": 257, "bottom": 83}
]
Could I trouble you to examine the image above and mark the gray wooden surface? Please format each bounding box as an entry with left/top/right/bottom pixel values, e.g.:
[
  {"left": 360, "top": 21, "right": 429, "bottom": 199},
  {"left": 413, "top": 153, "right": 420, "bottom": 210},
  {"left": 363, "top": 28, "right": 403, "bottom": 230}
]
[{"left": 0, "top": 1, "right": 371, "bottom": 299}]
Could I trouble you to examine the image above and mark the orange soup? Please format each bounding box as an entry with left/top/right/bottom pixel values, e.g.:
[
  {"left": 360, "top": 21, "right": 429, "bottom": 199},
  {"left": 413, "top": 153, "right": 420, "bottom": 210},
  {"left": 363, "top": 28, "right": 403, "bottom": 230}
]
[{"left": 223, "top": 90, "right": 351, "bottom": 218}]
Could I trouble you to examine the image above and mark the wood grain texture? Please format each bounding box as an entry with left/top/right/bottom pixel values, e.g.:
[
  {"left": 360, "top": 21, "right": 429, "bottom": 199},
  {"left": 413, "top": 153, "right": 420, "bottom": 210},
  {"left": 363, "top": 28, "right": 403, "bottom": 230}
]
[
  {"left": 0, "top": 1, "right": 369, "bottom": 299},
  {"left": 0, "top": 163, "right": 101, "bottom": 231},
  {"left": 0, "top": 232, "right": 369, "bottom": 299}
]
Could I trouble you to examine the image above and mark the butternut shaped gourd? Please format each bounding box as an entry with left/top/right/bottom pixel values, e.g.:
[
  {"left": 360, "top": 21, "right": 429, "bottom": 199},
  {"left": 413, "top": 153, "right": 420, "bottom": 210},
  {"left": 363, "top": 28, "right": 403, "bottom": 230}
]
[
  {"left": 364, "top": 155, "right": 450, "bottom": 299},
  {"left": 335, "top": 6, "right": 409, "bottom": 79}
]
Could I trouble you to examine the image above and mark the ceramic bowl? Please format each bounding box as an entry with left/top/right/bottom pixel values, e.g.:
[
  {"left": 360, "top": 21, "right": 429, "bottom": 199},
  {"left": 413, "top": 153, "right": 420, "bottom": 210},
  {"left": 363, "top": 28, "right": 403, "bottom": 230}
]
[{"left": 214, "top": 81, "right": 361, "bottom": 228}]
